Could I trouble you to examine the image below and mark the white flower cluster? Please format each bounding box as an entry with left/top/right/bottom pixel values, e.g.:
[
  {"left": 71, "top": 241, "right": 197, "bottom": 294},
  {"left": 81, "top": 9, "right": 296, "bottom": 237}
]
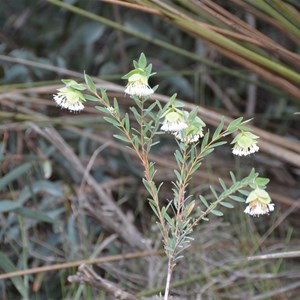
[
  {"left": 232, "top": 131, "right": 259, "bottom": 156},
  {"left": 161, "top": 111, "right": 188, "bottom": 132},
  {"left": 232, "top": 143, "right": 259, "bottom": 156},
  {"left": 161, "top": 110, "right": 205, "bottom": 144},
  {"left": 174, "top": 129, "right": 204, "bottom": 143},
  {"left": 244, "top": 188, "right": 274, "bottom": 217},
  {"left": 125, "top": 83, "right": 154, "bottom": 97},
  {"left": 244, "top": 202, "right": 275, "bottom": 216},
  {"left": 53, "top": 93, "right": 84, "bottom": 112},
  {"left": 53, "top": 81, "right": 86, "bottom": 112}
]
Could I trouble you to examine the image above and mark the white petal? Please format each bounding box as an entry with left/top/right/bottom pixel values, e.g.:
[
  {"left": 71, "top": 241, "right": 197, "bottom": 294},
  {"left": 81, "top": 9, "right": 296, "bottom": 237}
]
[{"left": 125, "top": 84, "right": 154, "bottom": 97}]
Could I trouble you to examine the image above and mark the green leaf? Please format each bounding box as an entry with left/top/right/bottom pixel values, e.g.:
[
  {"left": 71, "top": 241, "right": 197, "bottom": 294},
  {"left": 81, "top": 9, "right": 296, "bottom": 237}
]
[
  {"left": 227, "top": 117, "right": 243, "bottom": 131},
  {"left": 144, "top": 101, "right": 157, "bottom": 115},
  {"left": 84, "top": 72, "right": 96, "bottom": 93},
  {"left": 95, "top": 106, "right": 111, "bottom": 114},
  {"left": 210, "top": 141, "right": 227, "bottom": 148},
  {"left": 174, "top": 170, "right": 182, "bottom": 183},
  {"left": 0, "top": 162, "right": 32, "bottom": 191},
  {"left": 255, "top": 177, "right": 270, "bottom": 187},
  {"left": 230, "top": 171, "right": 236, "bottom": 183},
  {"left": 201, "top": 148, "right": 214, "bottom": 158},
  {"left": 168, "top": 93, "right": 177, "bottom": 107},
  {"left": 201, "top": 130, "right": 210, "bottom": 151},
  {"left": 0, "top": 251, "right": 27, "bottom": 298},
  {"left": 219, "top": 178, "right": 227, "bottom": 190},
  {"left": 113, "top": 97, "right": 120, "bottom": 115},
  {"left": 103, "top": 116, "right": 120, "bottom": 127},
  {"left": 113, "top": 134, "right": 130, "bottom": 143},
  {"left": 84, "top": 94, "right": 99, "bottom": 101},
  {"left": 0, "top": 200, "right": 21, "bottom": 213},
  {"left": 143, "top": 178, "right": 154, "bottom": 196},
  {"left": 149, "top": 202, "right": 159, "bottom": 219},
  {"left": 200, "top": 195, "right": 209, "bottom": 208},
  {"left": 190, "top": 161, "right": 201, "bottom": 175},
  {"left": 239, "top": 189, "right": 250, "bottom": 196},
  {"left": 220, "top": 202, "right": 234, "bottom": 208},
  {"left": 124, "top": 113, "right": 130, "bottom": 132},
  {"left": 229, "top": 195, "right": 245, "bottom": 202},
  {"left": 213, "top": 117, "right": 224, "bottom": 139},
  {"left": 210, "top": 185, "right": 218, "bottom": 199},
  {"left": 211, "top": 209, "right": 224, "bottom": 216},
  {"left": 138, "top": 52, "right": 147, "bottom": 68},
  {"left": 130, "top": 107, "right": 142, "bottom": 124},
  {"left": 13, "top": 207, "right": 61, "bottom": 224},
  {"left": 100, "top": 88, "right": 109, "bottom": 104}
]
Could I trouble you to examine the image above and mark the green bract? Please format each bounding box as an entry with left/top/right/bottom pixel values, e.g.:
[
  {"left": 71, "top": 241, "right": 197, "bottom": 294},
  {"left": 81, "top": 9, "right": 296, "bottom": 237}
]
[
  {"left": 231, "top": 131, "right": 259, "bottom": 147},
  {"left": 246, "top": 188, "right": 271, "bottom": 205}
]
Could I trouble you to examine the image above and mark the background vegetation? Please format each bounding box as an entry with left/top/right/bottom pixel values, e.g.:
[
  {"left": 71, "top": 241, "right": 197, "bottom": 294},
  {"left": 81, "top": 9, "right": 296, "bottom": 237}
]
[{"left": 0, "top": 0, "right": 299, "bottom": 299}]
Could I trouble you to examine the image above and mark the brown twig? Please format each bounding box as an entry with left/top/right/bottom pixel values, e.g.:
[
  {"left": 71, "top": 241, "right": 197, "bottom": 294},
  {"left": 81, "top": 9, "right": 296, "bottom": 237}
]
[
  {"left": 248, "top": 250, "right": 300, "bottom": 261},
  {"left": 0, "top": 250, "right": 162, "bottom": 280},
  {"left": 68, "top": 264, "right": 140, "bottom": 300},
  {"left": 101, "top": 0, "right": 160, "bottom": 15}
]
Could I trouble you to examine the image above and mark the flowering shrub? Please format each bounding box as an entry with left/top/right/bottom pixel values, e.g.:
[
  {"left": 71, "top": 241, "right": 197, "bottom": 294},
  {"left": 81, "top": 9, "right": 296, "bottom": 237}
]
[{"left": 53, "top": 53, "right": 274, "bottom": 299}]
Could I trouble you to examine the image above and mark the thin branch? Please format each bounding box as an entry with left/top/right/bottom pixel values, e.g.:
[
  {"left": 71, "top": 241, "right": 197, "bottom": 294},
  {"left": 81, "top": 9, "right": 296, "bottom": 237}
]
[
  {"left": 248, "top": 251, "right": 300, "bottom": 261},
  {"left": 0, "top": 250, "right": 162, "bottom": 280},
  {"left": 68, "top": 264, "right": 140, "bottom": 300},
  {"left": 101, "top": 0, "right": 160, "bottom": 15}
]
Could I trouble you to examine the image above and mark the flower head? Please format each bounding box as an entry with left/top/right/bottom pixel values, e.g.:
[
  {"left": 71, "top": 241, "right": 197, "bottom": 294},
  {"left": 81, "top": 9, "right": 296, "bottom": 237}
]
[
  {"left": 123, "top": 53, "right": 154, "bottom": 97},
  {"left": 232, "top": 131, "right": 259, "bottom": 156},
  {"left": 174, "top": 116, "right": 205, "bottom": 144},
  {"left": 53, "top": 80, "right": 86, "bottom": 112},
  {"left": 161, "top": 109, "right": 188, "bottom": 132},
  {"left": 124, "top": 72, "right": 154, "bottom": 97},
  {"left": 244, "top": 188, "right": 274, "bottom": 217}
]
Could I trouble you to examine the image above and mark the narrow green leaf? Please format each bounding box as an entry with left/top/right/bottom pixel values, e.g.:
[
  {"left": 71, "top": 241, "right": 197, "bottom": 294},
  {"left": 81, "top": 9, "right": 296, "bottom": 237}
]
[
  {"left": 143, "top": 178, "right": 154, "bottom": 196},
  {"left": 219, "top": 178, "right": 227, "bottom": 190},
  {"left": 174, "top": 170, "right": 182, "bottom": 183},
  {"left": 164, "top": 212, "right": 173, "bottom": 226},
  {"left": 0, "top": 251, "right": 27, "bottom": 297},
  {"left": 113, "top": 134, "right": 130, "bottom": 143},
  {"left": 201, "top": 148, "right": 214, "bottom": 158},
  {"left": 132, "top": 96, "right": 142, "bottom": 109},
  {"left": 138, "top": 52, "right": 147, "bottom": 68},
  {"left": 103, "top": 116, "right": 120, "bottom": 127},
  {"left": 0, "top": 200, "right": 21, "bottom": 213},
  {"left": 200, "top": 195, "right": 209, "bottom": 208},
  {"left": 210, "top": 141, "right": 227, "bottom": 148},
  {"left": 144, "top": 101, "right": 157, "bottom": 114},
  {"left": 229, "top": 195, "right": 245, "bottom": 202},
  {"left": 227, "top": 117, "right": 243, "bottom": 131},
  {"left": 230, "top": 171, "right": 236, "bottom": 183},
  {"left": 124, "top": 113, "right": 130, "bottom": 132},
  {"left": 129, "top": 107, "right": 141, "bottom": 124},
  {"left": 100, "top": 88, "right": 109, "bottom": 104},
  {"left": 211, "top": 209, "right": 224, "bottom": 216},
  {"left": 0, "top": 162, "right": 32, "bottom": 191},
  {"left": 239, "top": 189, "right": 250, "bottom": 196},
  {"left": 84, "top": 94, "right": 100, "bottom": 101},
  {"left": 220, "top": 202, "right": 234, "bottom": 208},
  {"left": 213, "top": 117, "right": 224, "bottom": 139},
  {"left": 190, "top": 161, "right": 201, "bottom": 175},
  {"left": 84, "top": 73, "right": 96, "bottom": 93},
  {"left": 13, "top": 207, "right": 61, "bottom": 224},
  {"left": 201, "top": 131, "right": 210, "bottom": 151},
  {"left": 95, "top": 106, "right": 111, "bottom": 114},
  {"left": 209, "top": 185, "right": 218, "bottom": 199},
  {"left": 113, "top": 97, "right": 119, "bottom": 115}
]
